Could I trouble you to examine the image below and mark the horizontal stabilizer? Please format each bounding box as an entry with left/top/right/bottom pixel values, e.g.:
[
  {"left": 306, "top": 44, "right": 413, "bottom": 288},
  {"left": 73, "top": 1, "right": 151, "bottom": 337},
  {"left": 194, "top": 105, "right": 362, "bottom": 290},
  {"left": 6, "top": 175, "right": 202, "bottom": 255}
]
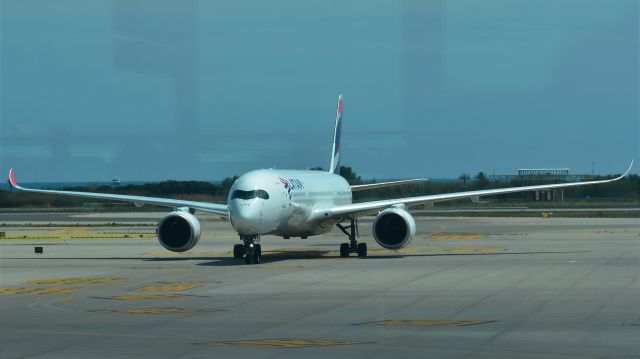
[{"left": 351, "top": 178, "right": 428, "bottom": 192}]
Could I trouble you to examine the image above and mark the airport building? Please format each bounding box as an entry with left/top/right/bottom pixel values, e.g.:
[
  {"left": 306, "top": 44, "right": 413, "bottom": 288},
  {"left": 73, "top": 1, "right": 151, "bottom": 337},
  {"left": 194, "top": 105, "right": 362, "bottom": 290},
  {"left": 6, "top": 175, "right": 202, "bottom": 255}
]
[
  {"left": 491, "top": 168, "right": 597, "bottom": 201},
  {"left": 517, "top": 168, "right": 569, "bottom": 176}
]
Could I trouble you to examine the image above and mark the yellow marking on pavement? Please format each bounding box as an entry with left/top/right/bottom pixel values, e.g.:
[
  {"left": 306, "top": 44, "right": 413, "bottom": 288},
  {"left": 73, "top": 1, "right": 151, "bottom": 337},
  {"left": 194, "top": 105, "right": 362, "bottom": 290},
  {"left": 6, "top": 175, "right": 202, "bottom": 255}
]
[
  {"left": 429, "top": 234, "right": 484, "bottom": 240},
  {"left": 135, "top": 285, "right": 200, "bottom": 292},
  {"left": 96, "top": 294, "right": 196, "bottom": 300},
  {"left": 370, "top": 320, "right": 492, "bottom": 327},
  {"left": 0, "top": 328, "right": 591, "bottom": 358},
  {"left": 156, "top": 281, "right": 213, "bottom": 285},
  {"left": 0, "top": 287, "right": 81, "bottom": 295},
  {"left": 25, "top": 277, "right": 125, "bottom": 285},
  {"left": 59, "top": 293, "right": 76, "bottom": 305},
  {"left": 53, "top": 227, "right": 92, "bottom": 233},
  {"left": 96, "top": 307, "right": 217, "bottom": 314},
  {"left": 210, "top": 338, "right": 362, "bottom": 348},
  {"left": 451, "top": 246, "right": 504, "bottom": 253},
  {"left": 1, "top": 234, "right": 63, "bottom": 240}
]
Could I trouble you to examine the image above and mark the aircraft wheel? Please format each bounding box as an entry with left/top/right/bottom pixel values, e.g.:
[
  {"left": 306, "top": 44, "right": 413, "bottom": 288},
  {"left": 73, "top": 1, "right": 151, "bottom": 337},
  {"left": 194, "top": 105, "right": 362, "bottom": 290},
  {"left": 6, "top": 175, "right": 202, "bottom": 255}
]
[
  {"left": 254, "top": 244, "right": 262, "bottom": 264},
  {"left": 340, "top": 243, "right": 350, "bottom": 257},
  {"left": 357, "top": 243, "right": 367, "bottom": 257},
  {"left": 244, "top": 251, "right": 253, "bottom": 265},
  {"left": 253, "top": 248, "right": 261, "bottom": 264},
  {"left": 233, "top": 244, "right": 244, "bottom": 259}
]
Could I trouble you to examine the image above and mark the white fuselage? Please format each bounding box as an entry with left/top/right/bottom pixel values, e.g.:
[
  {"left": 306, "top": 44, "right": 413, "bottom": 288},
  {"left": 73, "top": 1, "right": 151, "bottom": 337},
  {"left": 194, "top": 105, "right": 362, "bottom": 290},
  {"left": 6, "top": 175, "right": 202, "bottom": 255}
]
[{"left": 227, "top": 169, "right": 352, "bottom": 237}]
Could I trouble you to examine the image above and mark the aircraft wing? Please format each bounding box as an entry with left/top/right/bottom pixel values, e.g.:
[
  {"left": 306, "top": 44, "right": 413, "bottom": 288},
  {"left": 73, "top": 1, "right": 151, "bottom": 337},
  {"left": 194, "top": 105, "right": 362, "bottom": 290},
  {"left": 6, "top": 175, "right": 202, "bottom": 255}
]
[
  {"left": 7, "top": 169, "right": 229, "bottom": 216},
  {"left": 350, "top": 178, "right": 428, "bottom": 192},
  {"left": 315, "top": 160, "right": 633, "bottom": 219}
]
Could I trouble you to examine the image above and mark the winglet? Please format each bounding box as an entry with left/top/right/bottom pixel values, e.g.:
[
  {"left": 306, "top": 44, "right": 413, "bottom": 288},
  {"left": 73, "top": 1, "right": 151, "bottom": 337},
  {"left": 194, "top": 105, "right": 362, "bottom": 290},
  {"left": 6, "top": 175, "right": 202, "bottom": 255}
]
[
  {"left": 622, "top": 159, "right": 634, "bottom": 177},
  {"left": 8, "top": 168, "right": 18, "bottom": 189},
  {"left": 608, "top": 159, "right": 634, "bottom": 182}
]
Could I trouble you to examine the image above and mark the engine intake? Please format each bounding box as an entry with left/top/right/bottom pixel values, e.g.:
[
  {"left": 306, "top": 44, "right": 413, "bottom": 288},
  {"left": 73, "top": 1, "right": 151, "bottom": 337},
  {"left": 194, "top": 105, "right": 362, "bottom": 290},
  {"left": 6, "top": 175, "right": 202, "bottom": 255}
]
[
  {"left": 157, "top": 211, "right": 201, "bottom": 252},
  {"left": 372, "top": 207, "right": 416, "bottom": 250}
]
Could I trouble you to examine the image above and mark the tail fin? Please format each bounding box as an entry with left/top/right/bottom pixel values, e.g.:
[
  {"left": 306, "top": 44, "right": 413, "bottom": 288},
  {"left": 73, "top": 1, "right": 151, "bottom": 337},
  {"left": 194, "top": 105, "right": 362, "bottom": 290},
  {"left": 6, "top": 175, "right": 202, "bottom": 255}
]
[{"left": 329, "top": 94, "right": 343, "bottom": 174}]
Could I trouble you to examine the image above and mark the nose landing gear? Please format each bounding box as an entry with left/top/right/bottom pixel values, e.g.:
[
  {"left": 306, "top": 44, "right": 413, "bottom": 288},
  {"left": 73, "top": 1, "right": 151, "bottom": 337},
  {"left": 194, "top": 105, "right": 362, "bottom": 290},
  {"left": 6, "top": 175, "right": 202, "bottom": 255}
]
[
  {"left": 235, "top": 235, "right": 262, "bottom": 264},
  {"left": 336, "top": 218, "right": 367, "bottom": 258}
]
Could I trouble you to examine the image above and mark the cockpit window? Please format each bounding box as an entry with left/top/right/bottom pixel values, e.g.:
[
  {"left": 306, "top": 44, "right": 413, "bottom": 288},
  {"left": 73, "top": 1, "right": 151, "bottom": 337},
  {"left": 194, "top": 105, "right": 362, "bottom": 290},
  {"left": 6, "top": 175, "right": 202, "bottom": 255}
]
[
  {"left": 255, "top": 190, "right": 269, "bottom": 199},
  {"left": 231, "top": 189, "right": 269, "bottom": 200}
]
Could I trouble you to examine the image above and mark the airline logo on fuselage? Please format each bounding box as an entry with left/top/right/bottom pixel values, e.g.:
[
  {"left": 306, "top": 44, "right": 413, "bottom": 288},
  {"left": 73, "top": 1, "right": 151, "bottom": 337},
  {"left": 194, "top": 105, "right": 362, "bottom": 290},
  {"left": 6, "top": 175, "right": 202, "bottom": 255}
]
[{"left": 279, "top": 177, "right": 304, "bottom": 199}]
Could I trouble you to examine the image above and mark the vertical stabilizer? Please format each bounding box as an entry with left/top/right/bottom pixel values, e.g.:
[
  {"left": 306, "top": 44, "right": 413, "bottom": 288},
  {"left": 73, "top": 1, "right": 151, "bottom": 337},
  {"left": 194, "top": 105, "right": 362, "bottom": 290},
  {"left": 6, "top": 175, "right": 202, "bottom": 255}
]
[{"left": 329, "top": 94, "right": 343, "bottom": 173}]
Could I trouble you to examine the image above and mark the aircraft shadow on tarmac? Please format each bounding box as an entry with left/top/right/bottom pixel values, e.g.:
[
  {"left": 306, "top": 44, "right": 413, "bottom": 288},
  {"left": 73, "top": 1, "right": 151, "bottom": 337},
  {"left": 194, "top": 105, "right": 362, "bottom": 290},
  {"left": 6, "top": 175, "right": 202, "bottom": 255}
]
[{"left": 191, "top": 249, "right": 593, "bottom": 267}]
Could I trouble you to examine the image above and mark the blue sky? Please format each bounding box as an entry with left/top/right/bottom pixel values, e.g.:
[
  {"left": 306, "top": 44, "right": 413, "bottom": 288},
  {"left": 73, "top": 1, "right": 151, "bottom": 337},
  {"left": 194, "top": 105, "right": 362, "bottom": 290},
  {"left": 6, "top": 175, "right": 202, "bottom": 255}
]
[{"left": 1, "top": 0, "right": 638, "bottom": 182}]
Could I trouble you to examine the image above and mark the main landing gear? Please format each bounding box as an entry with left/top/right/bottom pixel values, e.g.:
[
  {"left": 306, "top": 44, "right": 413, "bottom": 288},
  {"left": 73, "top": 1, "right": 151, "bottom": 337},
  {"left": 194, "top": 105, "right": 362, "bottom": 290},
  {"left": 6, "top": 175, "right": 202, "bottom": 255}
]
[
  {"left": 336, "top": 218, "right": 367, "bottom": 258},
  {"left": 234, "top": 235, "right": 262, "bottom": 265}
]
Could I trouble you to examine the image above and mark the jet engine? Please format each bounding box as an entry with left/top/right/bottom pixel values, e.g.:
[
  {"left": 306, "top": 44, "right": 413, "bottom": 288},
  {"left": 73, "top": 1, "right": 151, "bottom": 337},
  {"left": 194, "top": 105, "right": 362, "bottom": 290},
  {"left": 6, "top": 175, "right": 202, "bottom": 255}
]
[
  {"left": 157, "top": 211, "right": 201, "bottom": 252},
  {"left": 372, "top": 207, "right": 416, "bottom": 250}
]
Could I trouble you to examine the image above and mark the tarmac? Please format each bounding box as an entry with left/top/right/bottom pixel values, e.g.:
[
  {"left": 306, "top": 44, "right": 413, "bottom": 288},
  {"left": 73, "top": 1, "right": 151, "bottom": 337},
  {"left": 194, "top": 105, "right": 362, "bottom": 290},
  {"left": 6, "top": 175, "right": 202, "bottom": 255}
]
[{"left": 1, "top": 212, "right": 639, "bottom": 358}]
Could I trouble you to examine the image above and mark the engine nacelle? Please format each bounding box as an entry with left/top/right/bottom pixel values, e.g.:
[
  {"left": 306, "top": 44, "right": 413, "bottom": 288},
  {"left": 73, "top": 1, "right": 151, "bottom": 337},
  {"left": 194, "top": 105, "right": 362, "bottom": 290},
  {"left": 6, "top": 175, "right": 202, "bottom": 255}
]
[
  {"left": 372, "top": 207, "right": 416, "bottom": 250},
  {"left": 157, "top": 211, "right": 201, "bottom": 252}
]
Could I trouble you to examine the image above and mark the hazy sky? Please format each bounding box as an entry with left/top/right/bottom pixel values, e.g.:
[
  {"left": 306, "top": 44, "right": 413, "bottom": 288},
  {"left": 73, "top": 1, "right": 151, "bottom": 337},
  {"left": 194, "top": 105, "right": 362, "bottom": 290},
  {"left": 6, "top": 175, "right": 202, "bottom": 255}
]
[{"left": 1, "top": 0, "right": 638, "bottom": 182}]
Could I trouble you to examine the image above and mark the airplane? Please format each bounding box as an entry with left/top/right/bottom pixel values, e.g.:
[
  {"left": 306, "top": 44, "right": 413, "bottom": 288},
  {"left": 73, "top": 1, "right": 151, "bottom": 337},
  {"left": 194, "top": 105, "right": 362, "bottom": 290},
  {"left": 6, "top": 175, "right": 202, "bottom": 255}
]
[{"left": 7, "top": 95, "right": 634, "bottom": 264}]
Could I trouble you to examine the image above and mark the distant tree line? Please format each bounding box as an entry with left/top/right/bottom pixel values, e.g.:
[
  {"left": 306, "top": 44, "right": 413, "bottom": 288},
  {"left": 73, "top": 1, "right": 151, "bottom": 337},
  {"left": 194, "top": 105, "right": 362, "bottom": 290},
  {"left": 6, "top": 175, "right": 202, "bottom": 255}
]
[
  {"left": 354, "top": 170, "right": 640, "bottom": 202},
  {"left": 0, "top": 175, "right": 238, "bottom": 209},
  {"left": 61, "top": 176, "right": 239, "bottom": 197},
  {"left": 0, "top": 167, "right": 638, "bottom": 209}
]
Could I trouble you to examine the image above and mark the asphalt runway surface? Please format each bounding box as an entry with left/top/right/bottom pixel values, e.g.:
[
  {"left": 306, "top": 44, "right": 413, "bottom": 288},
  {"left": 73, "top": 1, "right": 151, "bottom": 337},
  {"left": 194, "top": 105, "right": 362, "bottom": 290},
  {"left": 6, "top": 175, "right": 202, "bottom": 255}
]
[{"left": 1, "top": 213, "right": 639, "bottom": 358}]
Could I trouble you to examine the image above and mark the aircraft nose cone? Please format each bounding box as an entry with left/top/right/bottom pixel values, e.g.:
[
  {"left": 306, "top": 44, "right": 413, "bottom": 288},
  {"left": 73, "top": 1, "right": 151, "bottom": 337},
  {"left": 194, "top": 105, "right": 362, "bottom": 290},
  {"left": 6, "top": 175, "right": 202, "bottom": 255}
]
[{"left": 231, "top": 203, "right": 259, "bottom": 234}]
